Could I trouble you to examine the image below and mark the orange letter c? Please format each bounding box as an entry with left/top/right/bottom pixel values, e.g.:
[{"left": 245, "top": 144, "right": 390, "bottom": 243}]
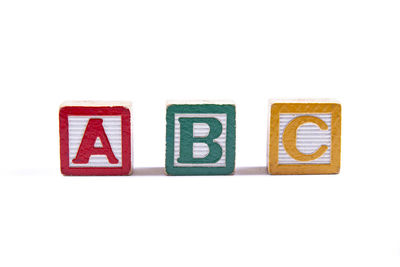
[{"left": 282, "top": 116, "right": 328, "bottom": 162}]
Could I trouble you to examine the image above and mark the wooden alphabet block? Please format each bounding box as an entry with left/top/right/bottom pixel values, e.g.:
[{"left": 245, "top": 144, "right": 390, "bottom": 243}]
[
  {"left": 165, "top": 101, "right": 236, "bottom": 175},
  {"left": 59, "top": 101, "right": 132, "bottom": 175},
  {"left": 268, "top": 100, "right": 341, "bottom": 175}
]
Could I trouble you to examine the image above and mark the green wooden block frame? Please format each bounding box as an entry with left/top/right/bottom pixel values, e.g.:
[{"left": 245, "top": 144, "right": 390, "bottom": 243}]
[{"left": 166, "top": 104, "right": 236, "bottom": 175}]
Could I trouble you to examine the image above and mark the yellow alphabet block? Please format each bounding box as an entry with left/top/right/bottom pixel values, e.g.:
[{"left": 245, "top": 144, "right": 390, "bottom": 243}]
[{"left": 268, "top": 100, "right": 341, "bottom": 175}]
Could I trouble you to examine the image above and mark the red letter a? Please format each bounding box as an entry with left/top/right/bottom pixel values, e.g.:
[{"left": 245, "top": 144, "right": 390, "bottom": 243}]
[{"left": 72, "top": 118, "right": 119, "bottom": 164}]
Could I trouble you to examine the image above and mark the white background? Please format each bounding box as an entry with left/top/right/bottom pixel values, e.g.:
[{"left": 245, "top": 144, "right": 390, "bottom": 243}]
[{"left": 0, "top": 0, "right": 399, "bottom": 266}]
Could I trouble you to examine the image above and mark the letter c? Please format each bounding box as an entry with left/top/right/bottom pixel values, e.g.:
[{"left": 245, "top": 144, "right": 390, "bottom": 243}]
[{"left": 282, "top": 116, "right": 328, "bottom": 162}]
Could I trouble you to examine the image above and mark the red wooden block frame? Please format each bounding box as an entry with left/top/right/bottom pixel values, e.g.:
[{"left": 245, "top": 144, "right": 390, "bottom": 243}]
[{"left": 59, "top": 106, "right": 131, "bottom": 175}]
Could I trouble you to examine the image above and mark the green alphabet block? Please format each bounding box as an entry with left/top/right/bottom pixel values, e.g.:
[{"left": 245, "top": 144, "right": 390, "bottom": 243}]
[{"left": 166, "top": 102, "right": 236, "bottom": 175}]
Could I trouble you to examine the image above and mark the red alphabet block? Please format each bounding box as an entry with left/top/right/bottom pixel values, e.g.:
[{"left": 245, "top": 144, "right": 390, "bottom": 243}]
[{"left": 59, "top": 101, "right": 132, "bottom": 175}]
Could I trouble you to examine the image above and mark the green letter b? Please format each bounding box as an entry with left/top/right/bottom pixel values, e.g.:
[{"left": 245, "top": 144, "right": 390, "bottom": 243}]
[{"left": 177, "top": 117, "right": 223, "bottom": 164}]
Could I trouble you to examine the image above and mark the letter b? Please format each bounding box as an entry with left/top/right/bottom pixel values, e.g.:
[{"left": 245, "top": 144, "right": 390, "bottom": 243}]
[
  {"left": 166, "top": 103, "right": 236, "bottom": 175},
  {"left": 177, "top": 117, "right": 223, "bottom": 164}
]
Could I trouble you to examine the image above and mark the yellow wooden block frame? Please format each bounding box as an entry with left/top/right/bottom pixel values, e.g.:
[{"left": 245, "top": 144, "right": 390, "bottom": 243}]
[{"left": 268, "top": 102, "right": 341, "bottom": 175}]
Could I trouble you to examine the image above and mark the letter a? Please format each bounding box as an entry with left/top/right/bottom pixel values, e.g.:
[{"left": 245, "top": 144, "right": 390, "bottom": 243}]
[{"left": 72, "top": 118, "right": 119, "bottom": 164}]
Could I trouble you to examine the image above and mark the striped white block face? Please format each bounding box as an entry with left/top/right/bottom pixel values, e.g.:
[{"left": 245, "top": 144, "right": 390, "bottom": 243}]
[
  {"left": 279, "top": 113, "right": 331, "bottom": 164},
  {"left": 173, "top": 113, "right": 227, "bottom": 167},
  {"left": 68, "top": 116, "right": 122, "bottom": 167}
]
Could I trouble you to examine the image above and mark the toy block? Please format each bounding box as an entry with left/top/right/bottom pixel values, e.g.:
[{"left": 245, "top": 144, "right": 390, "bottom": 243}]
[
  {"left": 165, "top": 101, "right": 236, "bottom": 175},
  {"left": 268, "top": 100, "right": 341, "bottom": 175},
  {"left": 59, "top": 101, "right": 132, "bottom": 176}
]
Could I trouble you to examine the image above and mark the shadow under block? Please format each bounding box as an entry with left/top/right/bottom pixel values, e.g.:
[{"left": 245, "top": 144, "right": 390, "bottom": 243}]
[
  {"left": 59, "top": 101, "right": 132, "bottom": 176},
  {"left": 165, "top": 102, "right": 236, "bottom": 175},
  {"left": 268, "top": 101, "right": 341, "bottom": 175}
]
